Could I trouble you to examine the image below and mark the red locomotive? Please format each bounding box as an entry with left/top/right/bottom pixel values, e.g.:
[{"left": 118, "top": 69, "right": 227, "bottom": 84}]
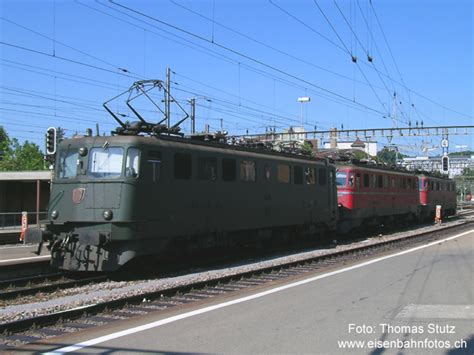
[
  {"left": 418, "top": 174, "right": 456, "bottom": 219},
  {"left": 336, "top": 164, "right": 420, "bottom": 232}
]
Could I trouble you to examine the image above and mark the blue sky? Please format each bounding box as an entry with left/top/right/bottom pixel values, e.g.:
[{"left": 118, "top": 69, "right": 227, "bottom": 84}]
[{"left": 0, "top": 0, "right": 472, "bottom": 155}]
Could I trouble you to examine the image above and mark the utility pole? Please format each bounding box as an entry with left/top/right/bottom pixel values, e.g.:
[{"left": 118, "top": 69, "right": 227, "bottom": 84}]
[
  {"left": 165, "top": 67, "right": 171, "bottom": 129},
  {"left": 189, "top": 98, "right": 196, "bottom": 134},
  {"left": 220, "top": 118, "right": 224, "bottom": 132}
]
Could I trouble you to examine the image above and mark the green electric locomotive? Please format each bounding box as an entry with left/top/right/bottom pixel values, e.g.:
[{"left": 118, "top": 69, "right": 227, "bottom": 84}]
[{"left": 25, "top": 133, "right": 338, "bottom": 271}]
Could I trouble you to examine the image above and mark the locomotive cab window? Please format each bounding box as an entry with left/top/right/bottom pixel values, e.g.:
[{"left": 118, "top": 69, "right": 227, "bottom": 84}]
[
  {"left": 87, "top": 147, "right": 123, "bottom": 179},
  {"left": 125, "top": 148, "right": 140, "bottom": 178},
  {"left": 174, "top": 153, "right": 192, "bottom": 179},
  {"left": 57, "top": 147, "right": 79, "bottom": 179},
  {"left": 377, "top": 175, "right": 383, "bottom": 188},
  {"left": 222, "top": 158, "right": 236, "bottom": 181},
  {"left": 277, "top": 164, "right": 290, "bottom": 183},
  {"left": 264, "top": 164, "right": 272, "bottom": 182},
  {"left": 318, "top": 168, "right": 327, "bottom": 186},
  {"left": 240, "top": 160, "right": 256, "bottom": 182},
  {"left": 348, "top": 174, "right": 354, "bottom": 187},
  {"left": 294, "top": 166, "right": 303, "bottom": 185},
  {"left": 147, "top": 151, "right": 161, "bottom": 182},
  {"left": 336, "top": 171, "right": 347, "bottom": 186},
  {"left": 363, "top": 174, "right": 369, "bottom": 188},
  {"left": 305, "top": 167, "right": 316, "bottom": 185},
  {"left": 355, "top": 173, "right": 361, "bottom": 188},
  {"left": 198, "top": 157, "right": 217, "bottom": 181}
]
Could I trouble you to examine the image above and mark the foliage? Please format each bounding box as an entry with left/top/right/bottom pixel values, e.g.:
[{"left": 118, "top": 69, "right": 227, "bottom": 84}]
[
  {"left": 461, "top": 168, "right": 474, "bottom": 177},
  {"left": 0, "top": 127, "right": 45, "bottom": 171},
  {"left": 376, "top": 147, "right": 407, "bottom": 165},
  {"left": 352, "top": 150, "right": 371, "bottom": 160},
  {"left": 0, "top": 127, "right": 9, "bottom": 160},
  {"left": 56, "top": 127, "right": 66, "bottom": 143},
  {"left": 449, "top": 150, "right": 474, "bottom": 156},
  {"left": 301, "top": 141, "right": 314, "bottom": 156}
]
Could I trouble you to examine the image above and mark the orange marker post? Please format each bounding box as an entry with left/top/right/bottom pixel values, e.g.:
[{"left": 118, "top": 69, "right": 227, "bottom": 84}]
[
  {"left": 19, "top": 211, "right": 28, "bottom": 242},
  {"left": 435, "top": 205, "right": 442, "bottom": 225}
]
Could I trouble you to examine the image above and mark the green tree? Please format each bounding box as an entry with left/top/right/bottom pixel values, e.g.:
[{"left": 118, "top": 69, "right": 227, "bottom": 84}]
[
  {"left": 449, "top": 150, "right": 474, "bottom": 156},
  {"left": 56, "top": 126, "right": 65, "bottom": 143},
  {"left": 0, "top": 127, "right": 45, "bottom": 171},
  {"left": 0, "top": 127, "right": 12, "bottom": 164},
  {"left": 301, "top": 141, "right": 314, "bottom": 156},
  {"left": 377, "top": 147, "right": 407, "bottom": 165},
  {"left": 461, "top": 168, "right": 474, "bottom": 177}
]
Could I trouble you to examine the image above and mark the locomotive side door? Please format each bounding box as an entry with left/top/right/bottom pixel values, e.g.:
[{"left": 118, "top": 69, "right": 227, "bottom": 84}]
[{"left": 328, "top": 167, "right": 337, "bottom": 222}]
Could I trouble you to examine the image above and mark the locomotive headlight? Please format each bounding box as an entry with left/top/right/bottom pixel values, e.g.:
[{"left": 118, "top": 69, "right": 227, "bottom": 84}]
[
  {"left": 103, "top": 209, "right": 113, "bottom": 220},
  {"left": 79, "top": 147, "right": 88, "bottom": 156},
  {"left": 51, "top": 210, "right": 59, "bottom": 219}
]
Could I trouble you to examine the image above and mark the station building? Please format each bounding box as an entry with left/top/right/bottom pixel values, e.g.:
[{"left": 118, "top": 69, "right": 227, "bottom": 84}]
[{"left": 0, "top": 171, "right": 51, "bottom": 227}]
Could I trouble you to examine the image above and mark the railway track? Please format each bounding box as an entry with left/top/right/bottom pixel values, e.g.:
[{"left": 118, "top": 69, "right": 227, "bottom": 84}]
[
  {"left": 0, "top": 273, "right": 108, "bottom": 304},
  {"left": 0, "top": 219, "right": 472, "bottom": 351}
]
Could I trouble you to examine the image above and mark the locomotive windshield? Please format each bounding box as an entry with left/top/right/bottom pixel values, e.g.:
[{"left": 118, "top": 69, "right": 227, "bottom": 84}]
[
  {"left": 87, "top": 147, "right": 124, "bottom": 179},
  {"left": 336, "top": 171, "right": 347, "bottom": 186},
  {"left": 57, "top": 147, "right": 78, "bottom": 179}
]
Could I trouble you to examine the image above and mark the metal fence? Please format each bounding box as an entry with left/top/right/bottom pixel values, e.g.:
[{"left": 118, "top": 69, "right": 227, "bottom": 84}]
[{"left": 0, "top": 212, "right": 48, "bottom": 230}]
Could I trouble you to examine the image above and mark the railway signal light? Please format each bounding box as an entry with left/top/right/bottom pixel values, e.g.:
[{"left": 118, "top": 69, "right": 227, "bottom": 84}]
[
  {"left": 442, "top": 156, "right": 449, "bottom": 172},
  {"left": 45, "top": 127, "right": 57, "bottom": 155}
]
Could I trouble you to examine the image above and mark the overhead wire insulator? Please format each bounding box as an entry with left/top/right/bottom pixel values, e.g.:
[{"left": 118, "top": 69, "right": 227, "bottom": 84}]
[
  {"left": 367, "top": 54, "right": 373, "bottom": 62},
  {"left": 351, "top": 55, "right": 357, "bottom": 63}
]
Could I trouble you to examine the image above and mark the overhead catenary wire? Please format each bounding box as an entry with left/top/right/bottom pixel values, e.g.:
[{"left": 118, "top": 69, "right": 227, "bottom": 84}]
[
  {"left": 79, "top": 0, "right": 366, "bottom": 124},
  {"left": 0, "top": 17, "right": 129, "bottom": 73},
  {"left": 108, "top": 0, "right": 388, "bottom": 117},
  {"left": 170, "top": 0, "right": 376, "bottom": 85},
  {"left": 332, "top": 1, "right": 389, "bottom": 86},
  {"left": 311, "top": 0, "right": 390, "bottom": 118},
  {"left": 271, "top": 0, "right": 472, "bottom": 122},
  {"left": 0, "top": 41, "right": 141, "bottom": 80},
  {"left": 84, "top": 1, "right": 397, "bottom": 120},
  {"left": 2, "top": 0, "right": 470, "bottom": 147}
]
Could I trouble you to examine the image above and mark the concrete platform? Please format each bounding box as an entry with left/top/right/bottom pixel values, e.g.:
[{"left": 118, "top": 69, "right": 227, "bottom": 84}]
[
  {"left": 26, "top": 228, "right": 473, "bottom": 354},
  {"left": 0, "top": 243, "right": 50, "bottom": 266}
]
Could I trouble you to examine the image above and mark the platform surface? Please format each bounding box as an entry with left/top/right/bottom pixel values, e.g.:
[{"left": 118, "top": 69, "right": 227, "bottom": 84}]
[{"left": 0, "top": 243, "right": 50, "bottom": 265}]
